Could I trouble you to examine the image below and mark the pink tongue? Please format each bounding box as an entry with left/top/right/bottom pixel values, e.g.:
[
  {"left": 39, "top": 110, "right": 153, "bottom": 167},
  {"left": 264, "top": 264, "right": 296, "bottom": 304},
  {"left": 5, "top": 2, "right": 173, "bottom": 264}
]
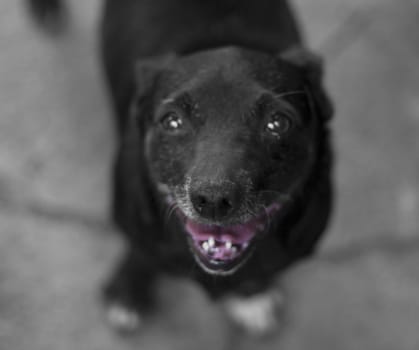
[
  {"left": 185, "top": 217, "right": 263, "bottom": 245},
  {"left": 184, "top": 203, "right": 281, "bottom": 248}
]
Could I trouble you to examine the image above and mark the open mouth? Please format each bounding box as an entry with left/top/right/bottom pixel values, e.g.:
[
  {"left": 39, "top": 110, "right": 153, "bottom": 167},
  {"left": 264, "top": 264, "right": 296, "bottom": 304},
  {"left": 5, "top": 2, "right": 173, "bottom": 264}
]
[{"left": 180, "top": 203, "right": 281, "bottom": 275}]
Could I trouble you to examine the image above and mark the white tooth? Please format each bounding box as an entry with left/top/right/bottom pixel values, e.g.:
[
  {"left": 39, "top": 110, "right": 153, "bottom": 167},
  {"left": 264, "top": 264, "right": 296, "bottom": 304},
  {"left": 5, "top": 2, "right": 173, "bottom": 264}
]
[
  {"left": 208, "top": 237, "right": 215, "bottom": 247},
  {"left": 243, "top": 242, "right": 249, "bottom": 249},
  {"left": 231, "top": 246, "right": 237, "bottom": 254},
  {"left": 225, "top": 241, "right": 232, "bottom": 250},
  {"left": 202, "top": 241, "right": 210, "bottom": 252}
]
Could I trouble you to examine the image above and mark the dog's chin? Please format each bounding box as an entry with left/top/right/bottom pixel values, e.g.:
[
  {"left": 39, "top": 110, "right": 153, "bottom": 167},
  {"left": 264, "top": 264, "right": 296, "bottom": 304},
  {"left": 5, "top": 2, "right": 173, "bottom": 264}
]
[{"left": 177, "top": 203, "right": 282, "bottom": 276}]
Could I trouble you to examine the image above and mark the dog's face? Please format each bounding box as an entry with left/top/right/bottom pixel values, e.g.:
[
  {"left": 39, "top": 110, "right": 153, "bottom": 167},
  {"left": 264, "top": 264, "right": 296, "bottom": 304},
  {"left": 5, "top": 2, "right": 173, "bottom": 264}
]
[{"left": 133, "top": 47, "right": 332, "bottom": 275}]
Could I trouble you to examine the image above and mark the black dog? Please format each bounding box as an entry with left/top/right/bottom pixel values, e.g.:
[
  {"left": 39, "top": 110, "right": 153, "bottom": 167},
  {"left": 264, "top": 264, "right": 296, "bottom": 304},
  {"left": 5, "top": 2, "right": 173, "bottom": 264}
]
[{"left": 28, "top": 0, "right": 333, "bottom": 334}]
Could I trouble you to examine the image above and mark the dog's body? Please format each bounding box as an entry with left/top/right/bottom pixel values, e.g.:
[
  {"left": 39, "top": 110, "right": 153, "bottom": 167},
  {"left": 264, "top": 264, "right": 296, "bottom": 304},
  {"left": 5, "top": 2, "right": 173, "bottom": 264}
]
[{"left": 28, "top": 0, "right": 333, "bottom": 333}]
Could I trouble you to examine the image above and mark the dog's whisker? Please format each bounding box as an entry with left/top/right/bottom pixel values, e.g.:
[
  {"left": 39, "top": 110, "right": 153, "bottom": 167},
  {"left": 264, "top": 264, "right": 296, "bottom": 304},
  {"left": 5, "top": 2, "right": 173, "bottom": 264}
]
[
  {"left": 164, "top": 202, "right": 178, "bottom": 223},
  {"left": 262, "top": 205, "right": 273, "bottom": 233},
  {"left": 258, "top": 190, "right": 294, "bottom": 203},
  {"left": 162, "top": 97, "right": 176, "bottom": 105},
  {"left": 274, "top": 90, "right": 306, "bottom": 99},
  {"left": 162, "top": 205, "right": 173, "bottom": 231}
]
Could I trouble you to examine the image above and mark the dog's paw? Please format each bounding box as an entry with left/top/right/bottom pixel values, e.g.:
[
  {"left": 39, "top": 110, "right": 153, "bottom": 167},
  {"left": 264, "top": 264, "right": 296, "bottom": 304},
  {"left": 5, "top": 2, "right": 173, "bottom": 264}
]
[
  {"left": 223, "top": 290, "right": 284, "bottom": 336},
  {"left": 106, "top": 303, "right": 143, "bottom": 333}
]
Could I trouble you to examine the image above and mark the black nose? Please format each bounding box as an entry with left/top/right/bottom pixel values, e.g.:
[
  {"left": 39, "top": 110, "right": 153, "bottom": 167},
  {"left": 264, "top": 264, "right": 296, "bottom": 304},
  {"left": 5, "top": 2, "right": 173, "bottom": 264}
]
[{"left": 190, "top": 183, "right": 241, "bottom": 221}]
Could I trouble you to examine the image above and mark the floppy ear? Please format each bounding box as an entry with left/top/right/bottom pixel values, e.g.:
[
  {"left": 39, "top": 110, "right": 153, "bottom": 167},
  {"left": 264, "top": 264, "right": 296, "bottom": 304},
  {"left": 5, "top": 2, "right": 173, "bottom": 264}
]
[
  {"left": 133, "top": 54, "right": 176, "bottom": 100},
  {"left": 280, "top": 47, "right": 334, "bottom": 121},
  {"left": 129, "top": 53, "right": 176, "bottom": 130},
  {"left": 113, "top": 54, "right": 176, "bottom": 241}
]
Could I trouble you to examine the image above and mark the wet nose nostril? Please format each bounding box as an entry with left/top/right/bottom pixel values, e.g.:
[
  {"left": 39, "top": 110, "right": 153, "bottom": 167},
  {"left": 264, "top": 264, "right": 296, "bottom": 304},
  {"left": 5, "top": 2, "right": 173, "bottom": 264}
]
[
  {"left": 219, "top": 198, "right": 233, "bottom": 214},
  {"left": 214, "top": 195, "right": 235, "bottom": 219},
  {"left": 195, "top": 195, "right": 208, "bottom": 212},
  {"left": 191, "top": 189, "right": 239, "bottom": 220},
  {"left": 191, "top": 193, "right": 215, "bottom": 219}
]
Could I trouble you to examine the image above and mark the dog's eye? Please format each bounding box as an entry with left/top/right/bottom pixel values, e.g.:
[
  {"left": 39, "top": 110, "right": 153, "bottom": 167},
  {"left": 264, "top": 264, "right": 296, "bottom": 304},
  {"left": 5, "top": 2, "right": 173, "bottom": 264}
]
[
  {"left": 160, "top": 112, "right": 184, "bottom": 132},
  {"left": 265, "top": 114, "right": 291, "bottom": 138}
]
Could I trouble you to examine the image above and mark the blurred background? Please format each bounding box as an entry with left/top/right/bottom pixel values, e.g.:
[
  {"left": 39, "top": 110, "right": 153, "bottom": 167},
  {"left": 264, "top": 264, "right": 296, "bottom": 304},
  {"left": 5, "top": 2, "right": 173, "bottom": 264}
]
[{"left": 0, "top": 0, "right": 418, "bottom": 349}]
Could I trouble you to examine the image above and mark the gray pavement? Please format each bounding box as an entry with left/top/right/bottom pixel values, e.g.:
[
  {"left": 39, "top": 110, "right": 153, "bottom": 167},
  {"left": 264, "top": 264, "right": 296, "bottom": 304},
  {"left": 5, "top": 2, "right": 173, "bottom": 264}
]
[{"left": 1, "top": 0, "right": 418, "bottom": 349}]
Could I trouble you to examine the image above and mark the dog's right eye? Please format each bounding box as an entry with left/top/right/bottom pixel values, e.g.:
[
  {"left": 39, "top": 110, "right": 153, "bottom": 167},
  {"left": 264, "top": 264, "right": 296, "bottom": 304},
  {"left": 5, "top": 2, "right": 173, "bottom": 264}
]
[
  {"left": 160, "top": 112, "right": 184, "bottom": 132},
  {"left": 265, "top": 113, "right": 292, "bottom": 138}
]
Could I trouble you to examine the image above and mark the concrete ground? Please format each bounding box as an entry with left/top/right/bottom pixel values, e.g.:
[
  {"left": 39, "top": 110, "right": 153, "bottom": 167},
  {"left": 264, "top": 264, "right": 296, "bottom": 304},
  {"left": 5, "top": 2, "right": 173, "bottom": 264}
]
[{"left": 0, "top": 0, "right": 418, "bottom": 349}]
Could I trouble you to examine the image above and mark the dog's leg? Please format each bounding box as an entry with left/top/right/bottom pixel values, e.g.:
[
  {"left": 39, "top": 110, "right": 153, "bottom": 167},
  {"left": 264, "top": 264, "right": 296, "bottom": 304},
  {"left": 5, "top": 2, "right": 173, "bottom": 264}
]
[
  {"left": 102, "top": 120, "right": 163, "bottom": 333},
  {"left": 222, "top": 288, "right": 284, "bottom": 335},
  {"left": 103, "top": 250, "right": 156, "bottom": 333}
]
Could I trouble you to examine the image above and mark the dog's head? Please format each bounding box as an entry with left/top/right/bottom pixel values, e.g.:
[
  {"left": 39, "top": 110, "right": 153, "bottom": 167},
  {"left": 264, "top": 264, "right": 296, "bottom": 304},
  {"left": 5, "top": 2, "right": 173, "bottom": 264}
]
[{"left": 131, "top": 47, "right": 333, "bottom": 275}]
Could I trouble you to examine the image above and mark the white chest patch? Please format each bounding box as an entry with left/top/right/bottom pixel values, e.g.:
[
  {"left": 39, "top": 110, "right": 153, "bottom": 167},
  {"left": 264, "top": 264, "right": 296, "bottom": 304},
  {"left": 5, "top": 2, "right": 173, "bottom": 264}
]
[
  {"left": 106, "top": 303, "right": 143, "bottom": 333},
  {"left": 223, "top": 289, "right": 284, "bottom": 335}
]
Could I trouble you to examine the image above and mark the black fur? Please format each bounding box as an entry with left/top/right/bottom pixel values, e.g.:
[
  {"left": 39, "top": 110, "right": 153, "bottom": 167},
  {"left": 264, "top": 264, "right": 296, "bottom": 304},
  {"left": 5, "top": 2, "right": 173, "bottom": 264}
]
[{"left": 28, "top": 0, "right": 333, "bottom": 323}]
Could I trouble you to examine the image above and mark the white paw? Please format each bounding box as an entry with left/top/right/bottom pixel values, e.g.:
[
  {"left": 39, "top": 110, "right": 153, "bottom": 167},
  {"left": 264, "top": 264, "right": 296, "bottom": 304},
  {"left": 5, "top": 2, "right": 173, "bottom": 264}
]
[
  {"left": 223, "top": 290, "right": 284, "bottom": 335},
  {"left": 106, "top": 303, "right": 143, "bottom": 333}
]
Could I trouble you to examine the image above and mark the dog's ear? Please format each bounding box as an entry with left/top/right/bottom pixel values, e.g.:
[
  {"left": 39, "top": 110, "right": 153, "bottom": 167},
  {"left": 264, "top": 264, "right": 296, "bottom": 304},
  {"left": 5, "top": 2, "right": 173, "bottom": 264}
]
[
  {"left": 131, "top": 54, "right": 177, "bottom": 130},
  {"left": 134, "top": 54, "right": 176, "bottom": 99},
  {"left": 279, "top": 47, "right": 334, "bottom": 121},
  {"left": 112, "top": 54, "right": 177, "bottom": 240}
]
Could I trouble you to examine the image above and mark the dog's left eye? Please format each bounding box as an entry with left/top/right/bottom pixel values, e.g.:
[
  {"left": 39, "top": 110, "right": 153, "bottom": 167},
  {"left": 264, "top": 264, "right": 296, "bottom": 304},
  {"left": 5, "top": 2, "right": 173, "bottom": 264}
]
[
  {"left": 160, "top": 112, "right": 184, "bottom": 132},
  {"left": 265, "top": 113, "right": 292, "bottom": 137}
]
